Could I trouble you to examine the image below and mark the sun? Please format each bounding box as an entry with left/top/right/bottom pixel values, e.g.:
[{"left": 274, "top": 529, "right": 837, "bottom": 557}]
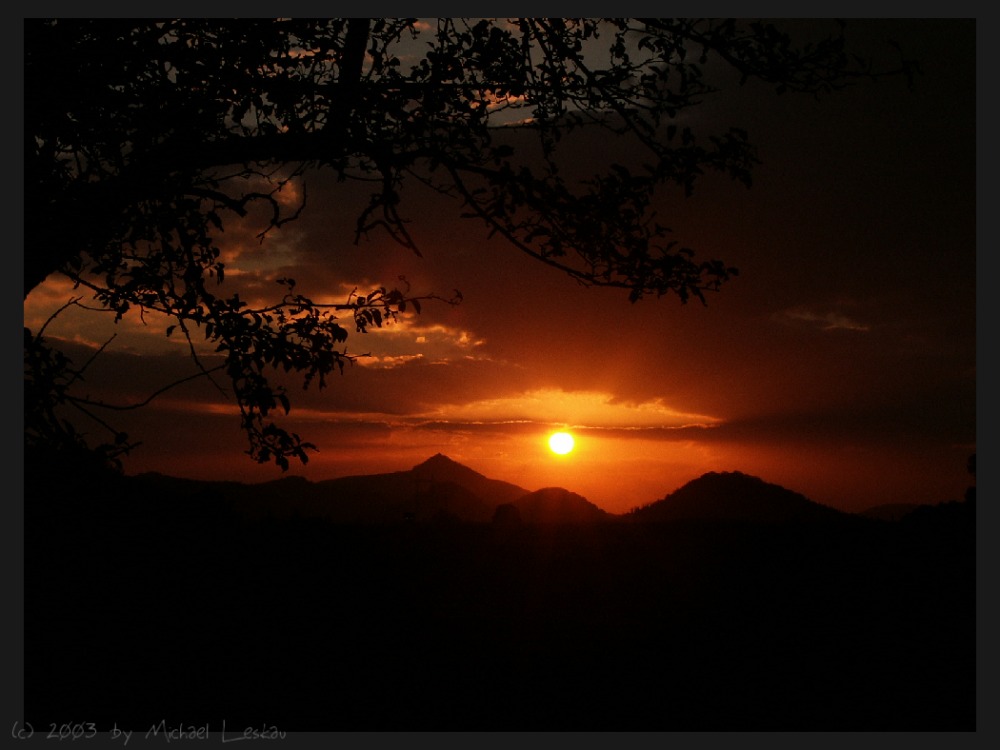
[{"left": 548, "top": 431, "right": 575, "bottom": 455}]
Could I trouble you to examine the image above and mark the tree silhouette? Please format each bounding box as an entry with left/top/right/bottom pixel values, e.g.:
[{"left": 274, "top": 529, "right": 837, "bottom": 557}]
[{"left": 24, "top": 18, "right": 915, "bottom": 470}]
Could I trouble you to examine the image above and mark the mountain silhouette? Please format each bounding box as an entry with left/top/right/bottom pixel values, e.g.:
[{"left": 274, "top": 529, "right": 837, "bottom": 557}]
[
  {"left": 629, "top": 470, "right": 848, "bottom": 524},
  {"left": 301, "top": 453, "right": 527, "bottom": 523},
  {"left": 514, "top": 487, "right": 610, "bottom": 524},
  {"left": 410, "top": 453, "right": 529, "bottom": 506},
  {"left": 126, "top": 454, "right": 532, "bottom": 524},
  {"left": 128, "top": 461, "right": 851, "bottom": 526},
  {"left": 28, "top": 456, "right": 974, "bottom": 730}
]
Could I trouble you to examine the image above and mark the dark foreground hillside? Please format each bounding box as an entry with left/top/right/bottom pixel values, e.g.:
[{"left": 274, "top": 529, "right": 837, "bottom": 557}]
[{"left": 24, "top": 470, "right": 975, "bottom": 731}]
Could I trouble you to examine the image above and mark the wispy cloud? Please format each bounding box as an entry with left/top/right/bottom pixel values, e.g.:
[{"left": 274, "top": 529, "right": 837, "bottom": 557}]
[
  {"left": 776, "top": 307, "right": 871, "bottom": 332},
  {"left": 419, "top": 388, "right": 721, "bottom": 430}
]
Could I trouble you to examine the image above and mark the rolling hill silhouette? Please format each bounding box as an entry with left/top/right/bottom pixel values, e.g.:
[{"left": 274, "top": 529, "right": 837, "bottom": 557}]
[
  {"left": 629, "top": 470, "right": 848, "bottom": 523},
  {"left": 514, "top": 487, "right": 610, "bottom": 523},
  {"left": 129, "top": 455, "right": 615, "bottom": 524},
  {"left": 250, "top": 453, "right": 530, "bottom": 523},
  {"left": 26, "top": 455, "right": 975, "bottom": 730},
  {"left": 307, "top": 455, "right": 614, "bottom": 524},
  {"left": 131, "top": 453, "right": 531, "bottom": 524},
  {"left": 128, "top": 459, "right": 859, "bottom": 526}
]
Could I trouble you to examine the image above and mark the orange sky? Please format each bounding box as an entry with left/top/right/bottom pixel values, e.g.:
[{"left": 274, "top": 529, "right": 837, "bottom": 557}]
[{"left": 23, "top": 20, "right": 977, "bottom": 515}]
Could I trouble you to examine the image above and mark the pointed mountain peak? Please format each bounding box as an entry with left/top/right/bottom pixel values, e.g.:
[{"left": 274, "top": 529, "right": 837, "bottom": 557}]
[
  {"left": 416, "top": 453, "right": 460, "bottom": 469},
  {"left": 408, "top": 454, "right": 529, "bottom": 507},
  {"left": 411, "top": 453, "right": 488, "bottom": 481}
]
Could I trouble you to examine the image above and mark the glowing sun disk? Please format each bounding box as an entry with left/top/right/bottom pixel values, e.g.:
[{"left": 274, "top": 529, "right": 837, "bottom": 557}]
[{"left": 548, "top": 432, "right": 575, "bottom": 455}]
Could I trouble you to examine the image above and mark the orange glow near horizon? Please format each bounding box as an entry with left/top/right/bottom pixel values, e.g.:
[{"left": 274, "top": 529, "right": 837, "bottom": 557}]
[{"left": 107, "top": 402, "right": 974, "bottom": 517}]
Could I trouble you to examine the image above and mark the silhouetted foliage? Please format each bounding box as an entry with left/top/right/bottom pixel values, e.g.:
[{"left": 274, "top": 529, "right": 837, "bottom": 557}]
[{"left": 24, "top": 18, "right": 915, "bottom": 469}]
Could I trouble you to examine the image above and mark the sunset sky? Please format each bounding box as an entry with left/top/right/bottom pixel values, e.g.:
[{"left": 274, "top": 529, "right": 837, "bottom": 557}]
[{"left": 23, "top": 19, "right": 976, "bottom": 515}]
